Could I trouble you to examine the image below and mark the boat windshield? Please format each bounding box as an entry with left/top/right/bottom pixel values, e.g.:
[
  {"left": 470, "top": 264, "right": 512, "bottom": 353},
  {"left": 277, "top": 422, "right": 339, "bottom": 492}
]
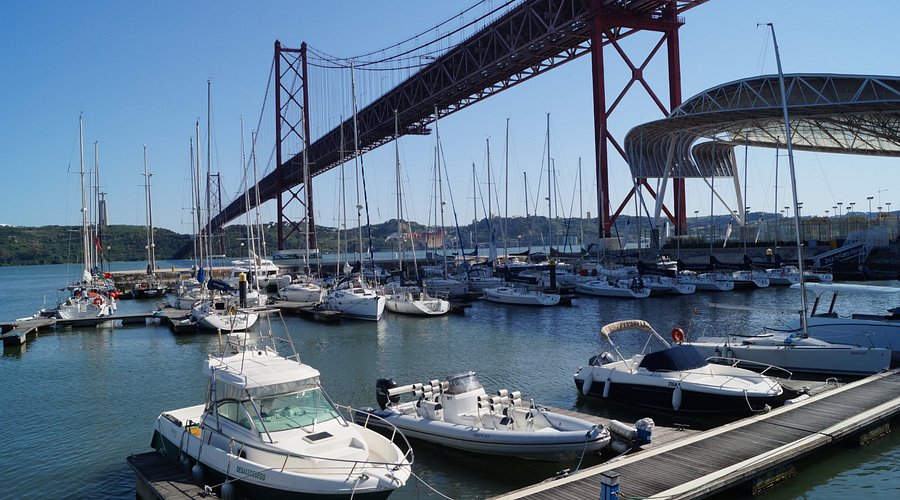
[
  {"left": 445, "top": 372, "right": 482, "bottom": 395},
  {"left": 251, "top": 388, "right": 341, "bottom": 433}
]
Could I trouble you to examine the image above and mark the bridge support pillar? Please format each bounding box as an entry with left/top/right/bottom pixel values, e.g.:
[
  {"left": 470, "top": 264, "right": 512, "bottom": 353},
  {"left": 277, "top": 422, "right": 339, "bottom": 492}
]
[{"left": 589, "top": 2, "right": 687, "bottom": 238}]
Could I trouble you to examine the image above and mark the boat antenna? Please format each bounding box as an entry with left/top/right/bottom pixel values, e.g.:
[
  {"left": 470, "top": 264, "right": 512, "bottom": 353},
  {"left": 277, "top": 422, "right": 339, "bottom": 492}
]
[{"left": 763, "top": 22, "right": 808, "bottom": 336}]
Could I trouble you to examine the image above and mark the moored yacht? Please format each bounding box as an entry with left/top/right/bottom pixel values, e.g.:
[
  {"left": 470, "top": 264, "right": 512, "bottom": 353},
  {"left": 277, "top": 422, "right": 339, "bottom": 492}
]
[{"left": 151, "top": 331, "right": 412, "bottom": 498}]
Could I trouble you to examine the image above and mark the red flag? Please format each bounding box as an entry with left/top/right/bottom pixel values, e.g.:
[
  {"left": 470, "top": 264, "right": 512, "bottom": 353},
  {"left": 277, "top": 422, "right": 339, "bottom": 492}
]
[{"left": 95, "top": 237, "right": 103, "bottom": 253}]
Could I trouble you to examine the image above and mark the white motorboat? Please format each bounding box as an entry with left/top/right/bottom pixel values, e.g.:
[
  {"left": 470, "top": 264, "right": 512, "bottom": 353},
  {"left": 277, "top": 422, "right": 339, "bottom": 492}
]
[
  {"left": 422, "top": 277, "right": 469, "bottom": 298},
  {"left": 151, "top": 332, "right": 412, "bottom": 498},
  {"left": 227, "top": 257, "right": 292, "bottom": 291},
  {"left": 645, "top": 275, "right": 696, "bottom": 295},
  {"left": 482, "top": 286, "right": 561, "bottom": 306},
  {"left": 575, "top": 278, "right": 650, "bottom": 299},
  {"left": 688, "top": 331, "right": 891, "bottom": 376},
  {"left": 385, "top": 287, "right": 450, "bottom": 316},
  {"left": 356, "top": 372, "right": 610, "bottom": 461},
  {"left": 765, "top": 265, "right": 801, "bottom": 286},
  {"left": 687, "top": 272, "right": 736, "bottom": 292},
  {"left": 574, "top": 320, "right": 790, "bottom": 414},
  {"left": 280, "top": 280, "right": 327, "bottom": 305},
  {"left": 321, "top": 276, "right": 385, "bottom": 321},
  {"left": 718, "top": 270, "right": 769, "bottom": 289},
  {"left": 190, "top": 300, "right": 259, "bottom": 331}
]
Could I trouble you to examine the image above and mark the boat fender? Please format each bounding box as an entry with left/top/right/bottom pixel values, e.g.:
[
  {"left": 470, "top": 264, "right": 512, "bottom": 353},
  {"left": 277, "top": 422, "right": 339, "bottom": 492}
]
[
  {"left": 671, "top": 327, "right": 685, "bottom": 344},
  {"left": 607, "top": 419, "right": 637, "bottom": 440},
  {"left": 93, "top": 296, "right": 104, "bottom": 306},
  {"left": 603, "top": 379, "right": 611, "bottom": 398},
  {"left": 191, "top": 463, "right": 204, "bottom": 485},
  {"left": 785, "top": 394, "right": 810, "bottom": 405},
  {"left": 581, "top": 375, "right": 593, "bottom": 396},
  {"left": 220, "top": 482, "right": 237, "bottom": 500},
  {"left": 672, "top": 386, "right": 682, "bottom": 411}
]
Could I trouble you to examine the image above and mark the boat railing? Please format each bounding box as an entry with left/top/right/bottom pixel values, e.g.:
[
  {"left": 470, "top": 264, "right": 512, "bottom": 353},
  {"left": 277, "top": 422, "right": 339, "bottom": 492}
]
[
  {"left": 195, "top": 422, "right": 412, "bottom": 477},
  {"left": 706, "top": 356, "right": 794, "bottom": 379},
  {"left": 339, "top": 405, "right": 415, "bottom": 467}
]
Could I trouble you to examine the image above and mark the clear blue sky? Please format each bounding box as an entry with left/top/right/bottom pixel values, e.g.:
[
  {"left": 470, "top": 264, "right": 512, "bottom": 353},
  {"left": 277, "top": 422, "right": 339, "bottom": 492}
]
[{"left": 1, "top": 1, "right": 897, "bottom": 235}]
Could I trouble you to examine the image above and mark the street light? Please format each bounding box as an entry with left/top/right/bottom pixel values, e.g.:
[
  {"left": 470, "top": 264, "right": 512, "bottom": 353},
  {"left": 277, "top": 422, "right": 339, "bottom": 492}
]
[{"left": 867, "top": 196, "right": 875, "bottom": 218}]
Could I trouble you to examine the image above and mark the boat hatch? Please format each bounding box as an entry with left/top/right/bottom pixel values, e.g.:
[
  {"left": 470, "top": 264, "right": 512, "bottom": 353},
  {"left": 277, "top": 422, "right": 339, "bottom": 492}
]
[
  {"left": 303, "top": 431, "right": 333, "bottom": 443},
  {"left": 639, "top": 345, "right": 707, "bottom": 372}
]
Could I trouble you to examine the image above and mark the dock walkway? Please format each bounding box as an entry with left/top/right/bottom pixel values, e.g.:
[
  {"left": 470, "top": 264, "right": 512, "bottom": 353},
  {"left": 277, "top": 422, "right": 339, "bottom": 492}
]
[{"left": 495, "top": 369, "right": 900, "bottom": 499}]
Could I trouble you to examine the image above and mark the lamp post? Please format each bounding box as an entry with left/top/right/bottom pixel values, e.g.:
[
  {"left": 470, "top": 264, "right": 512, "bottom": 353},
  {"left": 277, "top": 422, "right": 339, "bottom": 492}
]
[
  {"left": 693, "top": 210, "right": 699, "bottom": 243},
  {"left": 867, "top": 196, "right": 874, "bottom": 219},
  {"left": 849, "top": 202, "right": 856, "bottom": 234}
]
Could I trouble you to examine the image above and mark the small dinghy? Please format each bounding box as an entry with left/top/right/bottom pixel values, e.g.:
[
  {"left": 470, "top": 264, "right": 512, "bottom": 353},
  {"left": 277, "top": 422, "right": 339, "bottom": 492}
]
[{"left": 356, "top": 371, "right": 610, "bottom": 461}]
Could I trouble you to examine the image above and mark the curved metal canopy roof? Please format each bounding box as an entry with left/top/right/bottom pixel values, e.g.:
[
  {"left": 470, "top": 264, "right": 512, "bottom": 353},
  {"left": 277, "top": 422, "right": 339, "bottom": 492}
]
[{"left": 625, "top": 74, "right": 900, "bottom": 179}]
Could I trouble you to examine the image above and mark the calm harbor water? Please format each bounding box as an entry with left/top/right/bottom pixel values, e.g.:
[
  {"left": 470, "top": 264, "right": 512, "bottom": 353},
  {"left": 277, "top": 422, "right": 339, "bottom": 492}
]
[{"left": 0, "top": 262, "right": 897, "bottom": 499}]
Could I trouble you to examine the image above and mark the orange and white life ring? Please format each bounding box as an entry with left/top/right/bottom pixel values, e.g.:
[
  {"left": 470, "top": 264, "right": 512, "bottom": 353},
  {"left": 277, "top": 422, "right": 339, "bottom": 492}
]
[{"left": 671, "top": 327, "right": 685, "bottom": 344}]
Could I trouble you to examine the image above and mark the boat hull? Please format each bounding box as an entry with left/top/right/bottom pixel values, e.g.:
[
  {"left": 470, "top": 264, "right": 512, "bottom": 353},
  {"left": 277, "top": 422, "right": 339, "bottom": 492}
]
[
  {"left": 355, "top": 408, "right": 608, "bottom": 461},
  {"left": 573, "top": 375, "right": 783, "bottom": 415},
  {"left": 689, "top": 338, "right": 891, "bottom": 376},
  {"left": 152, "top": 407, "right": 407, "bottom": 500}
]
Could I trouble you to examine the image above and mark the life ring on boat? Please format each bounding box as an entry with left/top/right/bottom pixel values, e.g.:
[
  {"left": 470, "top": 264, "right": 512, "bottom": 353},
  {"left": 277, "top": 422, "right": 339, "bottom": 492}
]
[
  {"left": 671, "top": 327, "right": 685, "bottom": 344},
  {"left": 93, "top": 297, "right": 104, "bottom": 306}
]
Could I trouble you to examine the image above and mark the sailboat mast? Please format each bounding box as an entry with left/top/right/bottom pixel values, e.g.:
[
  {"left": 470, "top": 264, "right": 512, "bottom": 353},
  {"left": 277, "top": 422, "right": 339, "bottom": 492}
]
[
  {"left": 79, "top": 114, "right": 89, "bottom": 279},
  {"left": 434, "top": 106, "right": 448, "bottom": 278},
  {"left": 337, "top": 116, "right": 345, "bottom": 276},
  {"left": 579, "top": 157, "right": 584, "bottom": 250},
  {"left": 472, "top": 162, "right": 477, "bottom": 254},
  {"left": 302, "top": 104, "right": 312, "bottom": 274},
  {"left": 194, "top": 121, "right": 204, "bottom": 274},
  {"left": 350, "top": 62, "right": 364, "bottom": 268},
  {"left": 394, "top": 110, "right": 403, "bottom": 273},
  {"left": 143, "top": 145, "right": 153, "bottom": 273},
  {"left": 546, "top": 113, "right": 553, "bottom": 252},
  {"left": 504, "top": 118, "right": 510, "bottom": 261},
  {"left": 767, "top": 22, "right": 808, "bottom": 334}
]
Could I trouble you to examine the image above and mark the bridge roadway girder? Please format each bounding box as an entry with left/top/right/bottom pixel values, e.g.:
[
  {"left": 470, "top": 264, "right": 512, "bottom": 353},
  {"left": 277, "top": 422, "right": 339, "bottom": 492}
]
[{"left": 211, "top": 0, "right": 708, "bottom": 233}]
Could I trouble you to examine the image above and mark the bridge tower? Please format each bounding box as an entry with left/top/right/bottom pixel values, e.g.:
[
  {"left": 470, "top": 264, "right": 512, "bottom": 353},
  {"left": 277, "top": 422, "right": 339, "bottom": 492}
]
[
  {"left": 274, "top": 41, "right": 317, "bottom": 252},
  {"left": 590, "top": 1, "right": 687, "bottom": 236}
]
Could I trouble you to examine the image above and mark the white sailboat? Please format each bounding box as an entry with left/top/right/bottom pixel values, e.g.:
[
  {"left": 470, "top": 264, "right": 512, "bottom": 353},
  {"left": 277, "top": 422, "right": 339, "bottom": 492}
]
[
  {"left": 575, "top": 277, "right": 650, "bottom": 299},
  {"left": 687, "top": 25, "right": 891, "bottom": 376},
  {"left": 56, "top": 115, "right": 116, "bottom": 321},
  {"left": 321, "top": 62, "right": 385, "bottom": 320},
  {"left": 384, "top": 110, "right": 450, "bottom": 317}
]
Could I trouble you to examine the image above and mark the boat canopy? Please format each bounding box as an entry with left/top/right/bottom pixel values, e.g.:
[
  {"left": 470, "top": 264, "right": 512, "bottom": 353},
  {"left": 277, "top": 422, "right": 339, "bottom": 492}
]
[
  {"left": 600, "top": 319, "right": 654, "bottom": 338},
  {"left": 205, "top": 350, "right": 320, "bottom": 400},
  {"left": 639, "top": 345, "right": 707, "bottom": 372}
]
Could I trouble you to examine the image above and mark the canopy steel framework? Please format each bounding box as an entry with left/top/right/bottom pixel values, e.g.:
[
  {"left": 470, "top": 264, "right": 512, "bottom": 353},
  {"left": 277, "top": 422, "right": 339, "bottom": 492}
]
[
  {"left": 210, "top": 0, "right": 710, "bottom": 248},
  {"left": 623, "top": 74, "right": 900, "bottom": 232}
]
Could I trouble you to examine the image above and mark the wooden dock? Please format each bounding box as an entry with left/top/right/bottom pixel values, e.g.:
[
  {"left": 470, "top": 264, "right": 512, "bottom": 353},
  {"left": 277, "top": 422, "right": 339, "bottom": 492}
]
[
  {"left": 127, "top": 452, "right": 210, "bottom": 500},
  {"left": 1, "top": 310, "right": 189, "bottom": 347},
  {"left": 494, "top": 369, "right": 900, "bottom": 499}
]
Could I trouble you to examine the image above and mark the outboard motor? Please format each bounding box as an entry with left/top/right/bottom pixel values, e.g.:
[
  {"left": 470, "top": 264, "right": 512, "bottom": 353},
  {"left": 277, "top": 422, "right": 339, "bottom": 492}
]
[{"left": 376, "top": 378, "right": 400, "bottom": 409}]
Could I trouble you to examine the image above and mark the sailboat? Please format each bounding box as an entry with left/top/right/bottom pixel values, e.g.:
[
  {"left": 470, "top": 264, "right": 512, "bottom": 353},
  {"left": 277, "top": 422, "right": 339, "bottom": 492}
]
[
  {"left": 687, "top": 25, "right": 891, "bottom": 376},
  {"left": 128, "top": 145, "right": 167, "bottom": 299},
  {"left": 422, "top": 106, "right": 470, "bottom": 299},
  {"left": 189, "top": 89, "right": 260, "bottom": 332},
  {"left": 384, "top": 111, "right": 450, "bottom": 317},
  {"left": 56, "top": 115, "right": 116, "bottom": 321},
  {"left": 321, "top": 62, "right": 386, "bottom": 321}
]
